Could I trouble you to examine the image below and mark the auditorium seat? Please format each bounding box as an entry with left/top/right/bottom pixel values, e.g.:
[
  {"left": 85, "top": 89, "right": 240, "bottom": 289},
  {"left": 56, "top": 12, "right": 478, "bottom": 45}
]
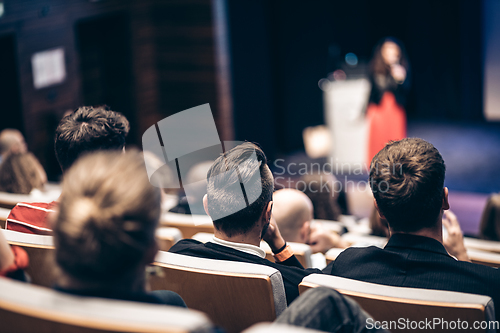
[
  {"left": 155, "top": 227, "right": 182, "bottom": 252},
  {"left": 467, "top": 249, "right": 500, "bottom": 268},
  {"left": 0, "top": 277, "right": 213, "bottom": 333},
  {"left": 0, "top": 192, "right": 36, "bottom": 210},
  {"left": 0, "top": 184, "right": 60, "bottom": 210},
  {"left": 0, "top": 207, "right": 10, "bottom": 229},
  {"left": 299, "top": 274, "right": 495, "bottom": 333},
  {"left": 150, "top": 251, "right": 287, "bottom": 333},
  {"left": 2, "top": 229, "right": 55, "bottom": 287},
  {"left": 314, "top": 219, "right": 345, "bottom": 234},
  {"left": 324, "top": 247, "right": 345, "bottom": 265},
  {"left": 464, "top": 237, "right": 500, "bottom": 254},
  {"left": 243, "top": 323, "right": 323, "bottom": 333},
  {"left": 191, "top": 232, "right": 313, "bottom": 268},
  {"left": 340, "top": 232, "right": 387, "bottom": 248},
  {"left": 160, "top": 212, "right": 214, "bottom": 239}
]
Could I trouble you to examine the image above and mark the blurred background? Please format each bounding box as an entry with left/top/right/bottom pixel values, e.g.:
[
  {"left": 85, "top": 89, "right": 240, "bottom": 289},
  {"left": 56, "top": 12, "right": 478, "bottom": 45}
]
[{"left": 0, "top": 0, "right": 499, "bottom": 235}]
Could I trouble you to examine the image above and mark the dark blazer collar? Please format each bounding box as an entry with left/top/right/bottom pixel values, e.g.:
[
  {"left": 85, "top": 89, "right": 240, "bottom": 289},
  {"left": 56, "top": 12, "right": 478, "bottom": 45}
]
[{"left": 385, "top": 233, "right": 450, "bottom": 256}]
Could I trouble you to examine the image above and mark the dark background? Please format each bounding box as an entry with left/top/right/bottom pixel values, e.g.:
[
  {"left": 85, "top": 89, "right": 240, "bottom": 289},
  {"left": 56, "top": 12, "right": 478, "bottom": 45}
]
[
  {"left": 228, "top": 0, "right": 483, "bottom": 158},
  {"left": 0, "top": 0, "right": 487, "bottom": 179}
]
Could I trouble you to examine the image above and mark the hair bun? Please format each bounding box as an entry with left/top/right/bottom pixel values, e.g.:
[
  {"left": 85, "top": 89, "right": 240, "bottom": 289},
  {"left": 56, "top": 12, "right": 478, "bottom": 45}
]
[{"left": 71, "top": 197, "right": 98, "bottom": 227}]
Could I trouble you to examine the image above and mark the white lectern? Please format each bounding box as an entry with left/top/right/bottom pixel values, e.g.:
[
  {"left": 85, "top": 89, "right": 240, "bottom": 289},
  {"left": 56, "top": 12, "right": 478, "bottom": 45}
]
[{"left": 323, "top": 78, "right": 371, "bottom": 170}]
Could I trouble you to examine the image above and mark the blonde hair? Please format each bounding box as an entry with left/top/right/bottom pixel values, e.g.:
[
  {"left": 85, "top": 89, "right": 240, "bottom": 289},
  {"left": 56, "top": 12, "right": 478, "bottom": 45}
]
[
  {"left": 53, "top": 150, "right": 161, "bottom": 282},
  {"left": 0, "top": 152, "right": 46, "bottom": 194}
]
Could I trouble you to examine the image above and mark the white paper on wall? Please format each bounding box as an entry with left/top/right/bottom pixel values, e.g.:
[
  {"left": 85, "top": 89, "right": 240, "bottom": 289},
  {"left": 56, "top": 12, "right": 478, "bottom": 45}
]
[{"left": 31, "top": 48, "right": 66, "bottom": 89}]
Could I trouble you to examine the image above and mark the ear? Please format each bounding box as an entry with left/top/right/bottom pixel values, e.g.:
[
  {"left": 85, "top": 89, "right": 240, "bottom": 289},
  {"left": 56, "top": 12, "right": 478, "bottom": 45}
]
[
  {"left": 264, "top": 201, "right": 273, "bottom": 223},
  {"left": 442, "top": 187, "right": 450, "bottom": 210},
  {"left": 299, "top": 220, "right": 311, "bottom": 243},
  {"left": 373, "top": 198, "right": 386, "bottom": 219},
  {"left": 203, "top": 194, "right": 210, "bottom": 217}
]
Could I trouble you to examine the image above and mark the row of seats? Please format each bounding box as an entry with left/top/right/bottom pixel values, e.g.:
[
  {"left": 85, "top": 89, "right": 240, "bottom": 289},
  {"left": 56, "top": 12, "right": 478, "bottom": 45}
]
[
  {"left": 1, "top": 228, "right": 496, "bottom": 333},
  {"left": 157, "top": 214, "right": 500, "bottom": 270}
]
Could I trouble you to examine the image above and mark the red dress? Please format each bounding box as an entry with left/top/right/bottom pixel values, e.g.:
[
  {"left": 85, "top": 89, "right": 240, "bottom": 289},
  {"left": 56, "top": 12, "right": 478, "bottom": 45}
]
[{"left": 366, "top": 92, "right": 406, "bottom": 164}]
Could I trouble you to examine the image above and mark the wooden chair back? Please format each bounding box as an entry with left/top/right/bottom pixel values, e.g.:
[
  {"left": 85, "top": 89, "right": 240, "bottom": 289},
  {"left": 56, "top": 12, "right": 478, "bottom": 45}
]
[
  {"left": 150, "top": 251, "right": 286, "bottom": 333},
  {"left": 244, "top": 323, "right": 323, "bottom": 333},
  {"left": 0, "top": 277, "right": 212, "bottom": 333},
  {"left": 2, "top": 229, "right": 56, "bottom": 287},
  {"left": 340, "top": 232, "right": 387, "bottom": 248},
  {"left": 464, "top": 237, "right": 500, "bottom": 254},
  {"left": 467, "top": 249, "right": 500, "bottom": 268},
  {"left": 155, "top": 227, "right": 182, "bottom": 252},
  {"left": 0, "top": 192, "right": 33, "bottom": 210},
  {"left": 299, "top": 274, "right": 495, "bottom": 333},
  {"left": 160, "top": 212, "right": 214, "bottom": 239},
  {"left": 0, "top": 185, "right": 60, "bottom": 210},
  {"left": 324, "top": 248, "right": 344, "bottom": 265},
  {"left": 0, "top": 207, "right": 10, "bottom": 229}
]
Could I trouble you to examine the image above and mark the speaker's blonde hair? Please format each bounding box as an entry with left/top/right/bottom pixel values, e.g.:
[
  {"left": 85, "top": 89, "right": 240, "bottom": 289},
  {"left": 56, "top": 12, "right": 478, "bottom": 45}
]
[{"left": 53, "top": 150, "right": 161, "bottom": 282}]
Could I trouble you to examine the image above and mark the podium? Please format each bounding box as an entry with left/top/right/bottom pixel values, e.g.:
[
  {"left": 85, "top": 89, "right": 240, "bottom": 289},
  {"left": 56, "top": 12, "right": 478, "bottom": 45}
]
[{"left": 323, "top": 78, "right": 371, "bottom": 170}]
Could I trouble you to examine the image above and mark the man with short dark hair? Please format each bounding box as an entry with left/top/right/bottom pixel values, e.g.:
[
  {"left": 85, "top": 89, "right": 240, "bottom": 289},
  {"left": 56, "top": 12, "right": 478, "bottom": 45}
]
[
  {"left": 169, "top": 143, "right": 322, "bottom": 304},
  {"left": 54, "top": 106, "right": 129, "bottom": 172},
  {"left": 6, "top": 106, "right": 129, "bottom": 234},
  {"left": 324, "top": 138, "right": 500, "bottom": 320}
]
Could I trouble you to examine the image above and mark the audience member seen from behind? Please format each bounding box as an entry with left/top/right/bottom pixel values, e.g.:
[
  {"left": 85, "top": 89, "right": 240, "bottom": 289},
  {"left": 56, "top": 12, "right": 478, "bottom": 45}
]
[
  {"left": 169, "top": 143, "right": 322, "bottom": 305},
  {"left": 6, "top": 106, "right": 129, "bottom": 235},
  {"left": 479, "top": 193, "right": 500, "bottom": 241},
  {"left": 0, "top": 152, "right": 47, "bottom": 195},
  {"left": 52, "top": 150, "right": 185, "bottom": 307},
  {"left": 324, "top": 138, "right": 500, "bottom": 321},
  {"left": 273, "top": 189, "right": 346, "bottom": 254},
  {"left": 0, "top": 129, "right": 27, "bottom": 164}
]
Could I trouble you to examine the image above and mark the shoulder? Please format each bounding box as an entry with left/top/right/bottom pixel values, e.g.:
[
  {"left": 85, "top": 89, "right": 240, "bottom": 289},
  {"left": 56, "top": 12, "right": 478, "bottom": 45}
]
[
  {"left": 168, "top": 239, "right": 204, "bottom": 253},
  {"left": 336, "top": 246, "right": 380, "bottom": 260},
  {"left": 325, "top": 246, "right": 383, "bottom": 272}
]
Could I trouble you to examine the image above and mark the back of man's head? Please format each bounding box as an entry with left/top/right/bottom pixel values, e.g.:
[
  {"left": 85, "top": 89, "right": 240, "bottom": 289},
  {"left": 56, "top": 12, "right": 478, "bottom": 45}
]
[
  {"left": 54, "top": 106, "right": 130, "bottom": 171},
  {"left": 369, "top": 138, "right": 446, "bottom": 233},
  {"left": 272, "top": 189, "right": 313, "bottom": 243},
  {"left": 206, "top": 143, "right": 274, "bottom": 237}
]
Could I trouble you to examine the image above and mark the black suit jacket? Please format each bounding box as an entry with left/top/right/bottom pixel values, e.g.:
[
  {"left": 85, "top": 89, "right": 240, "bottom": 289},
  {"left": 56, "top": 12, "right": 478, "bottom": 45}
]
[
  {"left": 169, "top": 239, "right": 321, "bottom": 304},
  {"left": 324, "top": 233, "right": 500, "bottom": 320}
]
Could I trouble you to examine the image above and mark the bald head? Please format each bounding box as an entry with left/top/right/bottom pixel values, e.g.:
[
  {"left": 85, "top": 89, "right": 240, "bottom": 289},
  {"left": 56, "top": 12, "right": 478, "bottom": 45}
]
[
  {"left": 273, "top": 189, "right": 313, "bottom": 243},
  {"left": 0, "top": 129, "right": 26, "bottom": 158}
]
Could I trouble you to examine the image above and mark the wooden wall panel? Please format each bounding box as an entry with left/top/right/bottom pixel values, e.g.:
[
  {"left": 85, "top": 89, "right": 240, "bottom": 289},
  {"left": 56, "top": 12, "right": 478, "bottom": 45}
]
[{"left": 0, "top": 0, "right": 231, "bottom": 179}]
